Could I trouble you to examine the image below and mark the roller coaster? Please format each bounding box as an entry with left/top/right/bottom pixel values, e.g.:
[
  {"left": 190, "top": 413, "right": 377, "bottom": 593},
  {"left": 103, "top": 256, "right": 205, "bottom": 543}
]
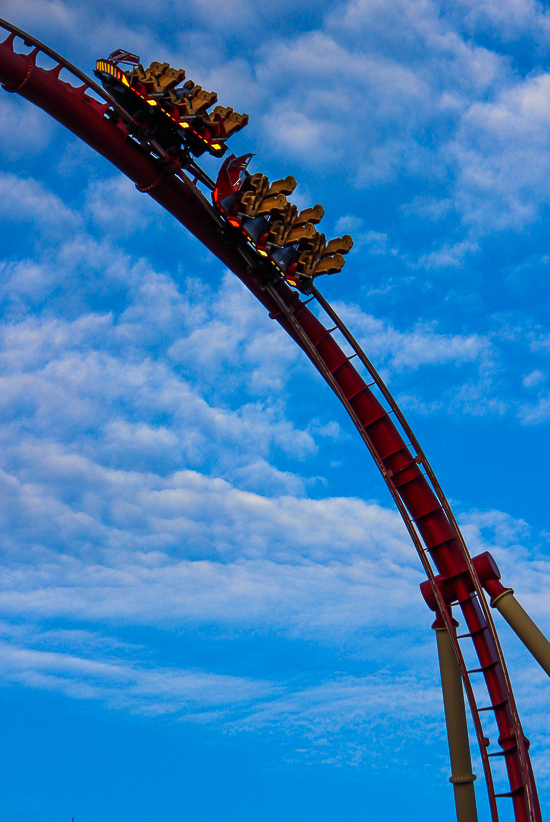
[{"left": 1, "top": 18, "right": 549, "bottom": 822}]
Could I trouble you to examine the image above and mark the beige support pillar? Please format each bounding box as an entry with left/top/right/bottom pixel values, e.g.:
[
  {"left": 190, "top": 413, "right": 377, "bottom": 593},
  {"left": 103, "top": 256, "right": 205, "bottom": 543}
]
[
  {"left": 435, "top": 625, "right": 478, "bottom": 822},
  {"left": 492, "top": 589, "right": 550, "bottom": 678}
]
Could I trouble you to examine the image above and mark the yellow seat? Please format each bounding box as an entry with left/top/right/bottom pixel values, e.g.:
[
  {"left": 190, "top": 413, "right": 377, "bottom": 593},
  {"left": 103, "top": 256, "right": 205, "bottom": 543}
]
[
  {"left": 285, "top": 222, "right": 317, "bottom": 245},
  {"left": 295, "top": 205, "right": 324, "bottom": 225},
  {"left": 314, "top": 254, "right": 346, "bottom": 276},
  {"left": 296, "top": 250, "right": 317, "bottom": 277},
  {"left": 324, "top": 235, "right": 353, "bottom": 255},
  {"left": 188, "top": 87, "right": 218, "bottom": 115},
  {"left": 205, "top": 106, "right": 249, "bottom": 137},
  {"left": 267, "top": 176, "right": 296, "bottom": 197},
  {"left": 156, "top": 66, "right": 186, "bottom": 91},
  {"left": 239, "top": 174, "right": 271, "bottom": 216},
  {"left": 256, "top": 193, "right": 288, "bottom": 216}
]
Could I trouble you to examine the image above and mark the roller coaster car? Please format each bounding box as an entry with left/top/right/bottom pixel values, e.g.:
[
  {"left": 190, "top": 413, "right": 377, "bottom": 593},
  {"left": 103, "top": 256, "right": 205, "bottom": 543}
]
[
  {"left": 213, "top": 154, "right": 354, "bottom": 293},
  {"left": 94, "top": 51, "right": 248, "bottom": 160}
]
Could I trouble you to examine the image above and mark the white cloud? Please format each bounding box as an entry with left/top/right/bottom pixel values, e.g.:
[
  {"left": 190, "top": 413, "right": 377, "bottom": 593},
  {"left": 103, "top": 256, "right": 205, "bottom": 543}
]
[
  {"left": 335, "top": 214, "right": 365, "bottom": 234},
  {"left": 6, "top": 0, "right": 550, "bottom": 244},
  {"left": 451, "top": 72, "right": 550, "bottom": 229},
  {"left": 0, "top": 621, "right": 450, "bottom": 768},
  {"left": 0, "top": 638, "right": 276, "bottom": 716},
  {"left": 0, "top": 172, "right": 80, "bottom": 235},
  {"left": 402, "top": 195, "right": 453, "bottom": 221},
  {"left": 518, "top": 392, "right": 550, "bottom": 424},
  {"left": 236, "top": 673, "right": 442, "bottom": 743},
  {"left": 523, "top": 369, "right": 545, "bottom": 388},
  {"left": 166, "top": 273, "right": 300, "bottom": 395},
  {"left": 0, "top": 95, "right": 54, "bottom": 159},
  {"left": 417, "top": 238, "right": 479, "bottom": 268},
  {"left": 0, "top": 224, "right": 315, "bottom": 470},
  {"left": 4, "top": 4, "right": 550, "bottom": 787},
  {"left": 0, "top": 449, "right": 424, "bottom": 635},
  {"left": 449, "top": 0, "right": 550, "bottom": 43},
  {"left": 329, "top": 300, "right": 491, "bottom": 371},
  {"left": 84, "top": 175, "right": 161, "bottom": 236}
]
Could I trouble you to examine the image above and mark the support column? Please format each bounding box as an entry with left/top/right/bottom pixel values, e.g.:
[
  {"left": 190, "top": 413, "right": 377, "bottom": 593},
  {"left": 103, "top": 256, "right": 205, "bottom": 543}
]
[
  {"left": 435, "top": 621, "right": 478, "bottom": 822},
  {"left": 493, "top": 589, "right": 550, "bottom": 678},
  {"left": 472, "top": 551, "right": 550, "bottom": 679}
]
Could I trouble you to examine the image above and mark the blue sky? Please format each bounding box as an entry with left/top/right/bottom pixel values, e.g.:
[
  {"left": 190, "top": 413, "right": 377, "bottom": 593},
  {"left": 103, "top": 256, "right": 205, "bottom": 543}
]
[{"left": 2, "top": 1, "right": 550, "bottom": 820}]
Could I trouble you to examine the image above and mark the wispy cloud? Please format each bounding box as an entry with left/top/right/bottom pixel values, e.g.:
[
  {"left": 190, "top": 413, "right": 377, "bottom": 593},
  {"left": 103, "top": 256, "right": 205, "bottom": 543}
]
[
  {"left": 0, "top": 96, "right": 55, "bottom": 160},
  {"left": 0, "top": 637, "right": 276, "bottom": 716}
]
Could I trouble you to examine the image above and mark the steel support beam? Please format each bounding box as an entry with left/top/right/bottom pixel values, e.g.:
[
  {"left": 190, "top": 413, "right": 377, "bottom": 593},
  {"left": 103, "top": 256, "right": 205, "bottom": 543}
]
[
  {"left": 493, "top": 590, "right": 550, "bottom": 679},
  {"left": 435, "top": 623, "right": 478, "bottom": 822}
]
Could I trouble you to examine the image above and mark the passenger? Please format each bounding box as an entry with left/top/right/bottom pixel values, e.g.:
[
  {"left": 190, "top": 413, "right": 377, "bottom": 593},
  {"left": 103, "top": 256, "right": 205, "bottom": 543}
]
[{"left": 173, "top": 79, "right": 195, "bottom": 101}]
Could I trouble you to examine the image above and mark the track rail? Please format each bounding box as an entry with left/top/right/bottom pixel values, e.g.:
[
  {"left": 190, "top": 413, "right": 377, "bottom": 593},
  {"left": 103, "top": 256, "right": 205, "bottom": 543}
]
[
  {"left": 265, "top": 282, "right": 539, "bottom": 822},
  {"left": 0, "top": 19, "right": 543, "bottom": 822}
]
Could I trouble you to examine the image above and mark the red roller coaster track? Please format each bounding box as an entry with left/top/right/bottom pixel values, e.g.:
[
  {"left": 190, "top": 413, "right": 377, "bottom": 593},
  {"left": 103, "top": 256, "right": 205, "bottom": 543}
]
[{"left": 0, "top": 19, "right": 545, "bottom": 822}]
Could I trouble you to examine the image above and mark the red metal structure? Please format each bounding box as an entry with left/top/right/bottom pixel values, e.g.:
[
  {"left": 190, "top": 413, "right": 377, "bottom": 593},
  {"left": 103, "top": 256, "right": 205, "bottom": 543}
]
[{"left": 0, "top": 19, "right": 546, "bottom": 822}]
